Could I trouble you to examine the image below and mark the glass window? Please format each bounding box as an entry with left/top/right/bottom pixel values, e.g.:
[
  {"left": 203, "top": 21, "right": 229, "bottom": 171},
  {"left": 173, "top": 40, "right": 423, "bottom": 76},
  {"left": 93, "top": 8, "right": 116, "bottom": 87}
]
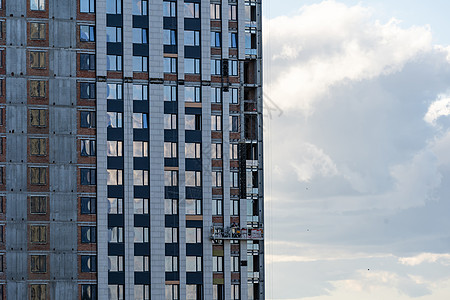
[
  {"left": 30, "top": 23, "right": 46, "bottom": 40},
  {"left": 212, "top": 199, "right": 223, "bottom": 215},
  {"left": 230, "top": 115, "right": 239, "bottom": 132},
  {"left": 30, "top": 80, "right": 46, "bottom": 97},
  {"left": 80, "top": 0, "right": 95, "bottom": 13},
  {"left": 133, "top": 170, "right": 149, "bottom": 186},
  {"left": 30, "top": 225, "right": 47, "bottom": 243},
  {"left": 81, "top": 197, "right": 96, "bottom": 214},
  {"left": 134, "top": 257, "right": 149, "bottom": 272},
  {"left": 186, "top": 227, "right": 202, "bottom": 243},
  {"left": 186, "top": 199, "right": 201, "bottom": 215},
  {"left": 164, "top": 171, "right": 178, "bottom": 186},
  {"left": 133, "top": 28, "right": 148, "bottom": 44},
  {"left": 185, "top": 86, "right": 200, "bottom": 102},
  {"left": 212, "top": 143, "right": 222, "bottom": 159},
  {"left": 133, "top": 84, "right": 148, "bottom": 100},
  {"left": 165, "top": 256, "right": 178, "bottom": 272},
  {"left": 107, "top": 169, "right": 123, "bottom": 185},
  {"left": 212, "top": 171, "right": 222, "bottom": 187},
  {"left": 211, "top": 87, "right": 221, "bottom": 103},
  {"left": 164, "top": 114, "right": 177, "bottom": 129},
  {"left": 185, "top": 114, "right": 201, "bottom": 130},
  {"left": 30, "top": 138, "right": 47, "bottom": 156},
  {"left": 81, "top": 285, "right": 97, "bottom": 300},
  {"left": 211, "top": 32, "right": 221, "bottom": 47},
  {"left": 80, "top": 25, "right": 95, "bottom": 42},
  {"left": 81, "top": 139, "right": 96, "bottom": 156},
  {"left": 81, "top": 226, "right": 96, "bottom": 243},
  {"left": 30, "top": 109, "right": 46, "bottom": 127},
  {"left": 185, "top": 58, "right": 200, "bottom": 74},
  {"left": 108, "top": 256, "right": 124, "bottom": 271},
  {"left": 163, "top": 29, "right": 176, "bottom": 45},
  {"left": 185, "top": 143, "right": 201, "bottom": 158},
  {"left": 229, "top": 4, "right": 237, "bottom": 20},
  {"left": 80, "top": 168, "right": 96, "bottom": 185},
  {"left": 230, "top": 143, "right": 238, "bottom": 160},
  {"left": 81, "top": 255, "right": 97, "bottom": 272},
  {"left": 107, "top": 198, "right": 123, "bottom": 214},
  {"left": 133, "top": 0, "right": 148, "bottom": 15},
  {"left": 186, "top": 171, "right": 201, "bottom": 187},
  {"left": 164, "top": 199, "right": 178, "bottom": 215},
  {"left": 80, "top": 82, "right": 96, "bottom": 99},
  {"left": 164, "top": 85, "right": 177, "bottom": 101},
  {"left": 184, "top": 2, "right": 200, "bottom": 18},
  {"left": 230, "top": 88, "right": 239, "bottom": 104},
  {"left": 30, "top": 51, "right": 46, "bottom": 69},
  {"left": 107, "top": 27, "right": 122, "bottom": 42},
  {"left": 30, "top": 0, "right": 45, "bottom": 11},
  {"left": 133, "top": 56, "right": 148, "bottom": 72},
  {"left": 163, "top": 1, "right": 176, "bottom": 17},
  {"left": 210, "top": 3, "right": 221, "bottom": 19},
  {"left": 231, "top": 172, "right": 239, "bottom": 188},
  {"left": 165, "top": 284, "right": 179, "bottom": 300},
  {"left": 134, "top": 227, "right": 149, "bottom": 243},
  {"left": 165, "top": 227, "right": 178, "bottom": 243},
  {"left": 106, "top": 0, "right": 122, "bottom": 14},
  {"left": 30, "top": 196, "right": 46, "bottom": 214},
  {"left": 107, "top": 83, "right": 123, "bottom": 100},
  {"left": 134, "top": 198, "right": 149, "bottom": 214},
  {"left": 211, "top": 115, "right": 222, "bottom": 131},
  {"left": 108, "top": 227, "right": 124, "bottom": 243},
  {"left": 213, "top": 256, "right": 223, "bottom": 272},
  {"left": 164, "top": 57, "right": 177, "bottom": 73},
  {"left": 133, "top": 113, "right": 148, "bottom": 128},
  {"left": 30, "top": 284, "right": 46, "bottom": 300},
  {"left": 107, "top": 112, "right": 123, "bottom": 128},
  {"left": 229, "top": 32, "right": 237, "bottom": 48},
  {"left": 185, "top": 30, "right": 200, "bottom": 46},
  {"left": 30, "top": 255, "right": 47, "bottom": 273},
  {"left": 164, "top": 142, "right": 177, "bottom": 158},
  {"left": 30, "top": 167, "right": 47, "bottom": 185},
  {"left": 211, "top": 59, "right": 221, "bottom": 75},
  {"left": 108, "top": 285, "right": 124, "bottom": 300},
  {"left": 107, "top": 141, "right": 123, "bottom": 157},
  {"left": 186, "top": 285, "right": 198, "bottom": 300},
  {"left": 229, "top": 60, "right": 238, "bottom": 76},
  {"left": 107, "top": 55, "right": 122, "bottom": 71},
  {"left": 133, "top": 141, "right": 148, "bottom": 157},
  {"left": 186, "top": 256, "right": 202, "bottom": 272}
]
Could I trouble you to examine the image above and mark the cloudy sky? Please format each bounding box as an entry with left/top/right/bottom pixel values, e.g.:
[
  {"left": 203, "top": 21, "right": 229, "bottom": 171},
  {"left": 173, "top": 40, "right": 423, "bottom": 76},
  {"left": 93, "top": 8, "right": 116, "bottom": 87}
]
[{"left": 263, "top": 1, "right": 450, "bottom": 299}]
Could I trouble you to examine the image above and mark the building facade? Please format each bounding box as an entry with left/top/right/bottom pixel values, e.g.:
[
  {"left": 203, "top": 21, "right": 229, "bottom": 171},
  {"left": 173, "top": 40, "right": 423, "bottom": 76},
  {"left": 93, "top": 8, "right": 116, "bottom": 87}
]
[{"left": 0, "top": 0, "right": 263, "bottom": 299}]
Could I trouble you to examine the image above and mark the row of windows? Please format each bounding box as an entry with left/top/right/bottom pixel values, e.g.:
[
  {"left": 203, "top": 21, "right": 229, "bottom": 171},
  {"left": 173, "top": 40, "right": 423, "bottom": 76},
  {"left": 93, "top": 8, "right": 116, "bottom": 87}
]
[{"left": 163, "top": 198, "right": 238, "bottom": 216}]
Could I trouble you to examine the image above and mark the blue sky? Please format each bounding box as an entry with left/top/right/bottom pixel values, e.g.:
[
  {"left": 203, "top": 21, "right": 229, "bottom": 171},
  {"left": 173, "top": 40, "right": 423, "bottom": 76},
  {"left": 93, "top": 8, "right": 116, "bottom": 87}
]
[{"left": 263, "top": 1, "right": 450, "bottom": 299}]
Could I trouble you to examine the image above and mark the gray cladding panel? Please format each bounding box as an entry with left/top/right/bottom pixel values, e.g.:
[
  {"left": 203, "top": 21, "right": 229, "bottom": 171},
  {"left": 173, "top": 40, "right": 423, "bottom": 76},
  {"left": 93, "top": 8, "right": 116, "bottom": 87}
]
[
  {"left": 50, "top": 0, "right": 76, "bottom": 19},
  {"left": 49, "top": 107, "right": 75, "bottom": 134},
  {"left": 5, "top": 193, "right": 27, "bottom": 220},
  {"left": 6, "top": 1, "right": 26, "bottom": 16},
  {"left": 49, "top": 20, "right": 75, "bottom": 48},
  {"left": 49, "top": 165, "right": 77, "bottom": 192},
  {"left": 5, "top": 223, "right": 27, "bottom": 250},
  {"left": 6, "top": 105, "right": 27, "bottom": 132},
  {"left": 6, "top": 78, "right": 27, "bottom": 104},
  {"left": 6, "top": 19, "right": 27, "bottom": 46},
  {"left": 49, "top": 135, "right": 76, "bottom": 163},
  {"left": 6, "top": 135, "right": 27, "bottom": 163},
  {"left": 49, "top": 193, "right": 77, "bottom": 221},
  {"left": 49, "top": 50, "right": 76, "bottom": 77},
  {"left": 7, "top": 282, "right": 28, "bottom": 299},
  {"left": 49, "top": 79, "right": 76, "bottom": 106},
  {"left": 6, "top": 164, "right": 27, "bottom": 191},
  {"left": 49, "top": 252, "right": 77, "bottom": 278},
  {"left": 50, "top": 281, "right": 78, "bottom": 300},
  {"left": 49, "top": 223, "right": 76, "bottom": 250},
  {"left": 6, "top": 48, "right": 26, "bottom": 75}
]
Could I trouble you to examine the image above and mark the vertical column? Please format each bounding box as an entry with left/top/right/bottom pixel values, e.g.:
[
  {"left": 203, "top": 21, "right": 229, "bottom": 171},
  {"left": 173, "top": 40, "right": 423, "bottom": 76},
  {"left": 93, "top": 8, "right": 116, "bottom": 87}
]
[
  {"left": 95, "top": 0, "right": 108, "bottom": 299},
  {"left": 237, "top": 0, "right": 245, "bottom": 60},
  {"left": 5, "top": 1, "right": 28, "bottom": 299},
  {"left": 201, "top": 0, "right": 213, "bottom": 299},
  {"left": 122, "top": 0, "right": 135, "bottom": 298},
  {"left": 149, "top": 0, "right": 165, "bottom": 298}
]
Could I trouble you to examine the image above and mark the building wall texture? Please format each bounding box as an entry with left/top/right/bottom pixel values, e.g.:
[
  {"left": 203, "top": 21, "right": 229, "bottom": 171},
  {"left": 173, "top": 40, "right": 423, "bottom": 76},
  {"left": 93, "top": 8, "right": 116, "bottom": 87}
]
[{"left": 0, "top": 0, "right": 264, "bottom": 299}]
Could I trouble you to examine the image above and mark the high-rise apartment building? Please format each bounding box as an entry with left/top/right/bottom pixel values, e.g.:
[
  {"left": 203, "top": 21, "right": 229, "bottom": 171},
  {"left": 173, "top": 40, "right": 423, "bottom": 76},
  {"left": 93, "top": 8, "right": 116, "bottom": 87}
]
[{"left": 0, "top": 0, "right": 263, "bottom": 299}]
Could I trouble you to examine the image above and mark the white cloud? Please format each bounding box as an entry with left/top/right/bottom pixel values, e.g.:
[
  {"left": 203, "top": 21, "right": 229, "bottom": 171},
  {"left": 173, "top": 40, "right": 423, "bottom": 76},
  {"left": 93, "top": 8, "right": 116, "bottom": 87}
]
[
  {"left": 264, "top": 0, "right": 432, "bottom": 114},
  {"left": 292, "top": 143, "right": 338, "bottom": 182},
  {"left": 424, "top": 94, "right": 450, "bottom": 125},
  {"left": 399, "top": 253, "right": 450, "bottom": 266}
]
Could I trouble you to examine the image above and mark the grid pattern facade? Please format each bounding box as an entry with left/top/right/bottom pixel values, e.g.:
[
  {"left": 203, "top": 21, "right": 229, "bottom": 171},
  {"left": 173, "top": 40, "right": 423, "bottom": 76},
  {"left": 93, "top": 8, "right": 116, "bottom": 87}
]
[{"left": 0, "top": 0, "right": 263, "bottom": 299}]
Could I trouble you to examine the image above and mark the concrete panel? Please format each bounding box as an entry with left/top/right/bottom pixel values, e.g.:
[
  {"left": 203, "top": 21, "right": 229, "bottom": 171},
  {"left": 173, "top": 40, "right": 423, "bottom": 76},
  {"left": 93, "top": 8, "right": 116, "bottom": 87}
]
[
  {"left": 5, "top": 78, "right": 27, "bottom": 104},
  {"left": 48, "top": 165, "right": 77, "bottom": 192},
  {"left": 49, "top": 50, "right": 76, "bottom": 77},
  {"left": 49, "top": 79, "right": 76, "bottom": 106},
  {"left": 49, "top": 252, "right": 77, "bottom": 278},
  {"left": 5, "top": 193, "right": 27, "bottom": 220},
  {"left": 5, "top": 223, "right": 27, "bottom": 251},
  {"left": 7, "top": 281, "right": 28, "bottom": 299},
  {"left": 6, "top": 48, "right": 26, "bottom": 75},
  {"left": 49, "top": 193, "right": 77, "bottom": 221},
  {"left": 6, "top": 135, "right": 27, "bottom": 163},
  {"left": 49, "top": 20, "right": 75, "bottom": 48},
  {"left": 48, "top": 135, "right": 76, "bottom": 163},
  {"left": 49, "top": 107, "right": 76, "bottom": 134},
  {"left": 50, "top": 281, "right": 78, "bottom": 300},
  {"left": 5, "top": 164, "right": 27, "bottom": 191},
  {"left": 50, "top": 0, "right": 76, "bottom": 19},
  {"left": 6, "top": 105, "right": 27, "bottom": 133},
  {"left": 6, "top": 1, "right": 27, "bottom": 16},
  {"left": 6, "top": 19, "right": 27, "bottom": 46},
  {"left": 50, "top": 223, "right": 77, "bottom": 251}
]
